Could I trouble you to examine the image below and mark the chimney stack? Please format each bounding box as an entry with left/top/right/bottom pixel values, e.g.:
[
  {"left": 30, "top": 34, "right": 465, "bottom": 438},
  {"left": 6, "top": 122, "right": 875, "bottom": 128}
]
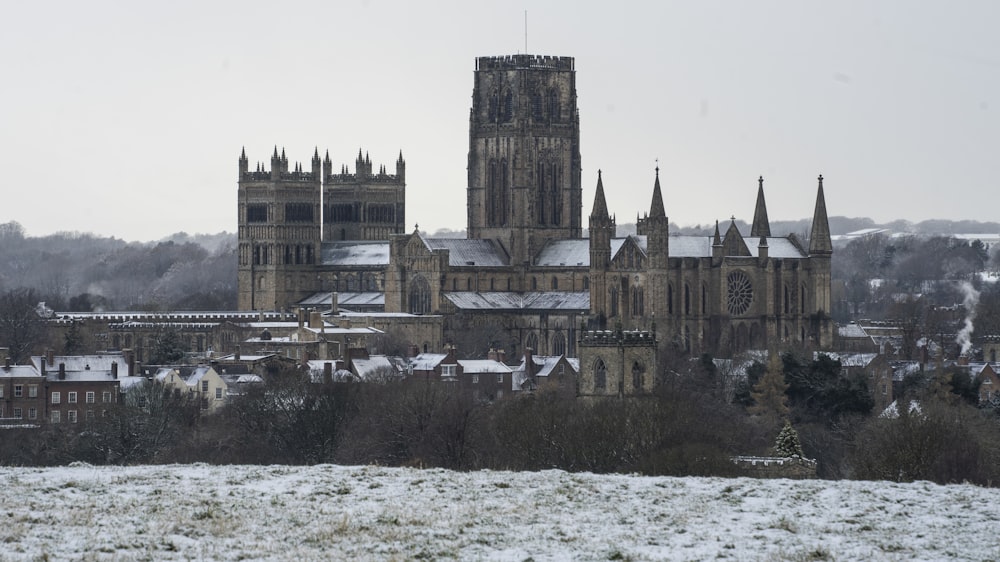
[
  {"left": 47, "top": 349, "right": 54, "bottom": 367},
  {"left": 111, "top": 362, "right": 118, "bottom": 379}
]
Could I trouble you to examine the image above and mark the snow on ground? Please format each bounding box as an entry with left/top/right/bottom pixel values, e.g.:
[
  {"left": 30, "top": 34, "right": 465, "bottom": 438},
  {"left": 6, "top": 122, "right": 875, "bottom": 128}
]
[{"left": 3, "top": 463, "right": 998, "bottom": 561}]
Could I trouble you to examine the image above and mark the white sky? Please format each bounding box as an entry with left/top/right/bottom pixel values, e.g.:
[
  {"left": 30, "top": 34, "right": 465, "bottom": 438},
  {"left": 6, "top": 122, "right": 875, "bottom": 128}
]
[{"left": 2, "top": 0, "right": 998, "bottom": 241}]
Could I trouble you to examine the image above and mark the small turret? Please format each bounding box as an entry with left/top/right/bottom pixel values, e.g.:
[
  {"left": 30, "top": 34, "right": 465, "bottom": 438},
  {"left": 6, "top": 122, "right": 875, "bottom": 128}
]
[
  {"left": 312, "top": 147, "right": 321, "bottom": 177},
  {"left": 645, "top": 166, "right": 669, "bottom": 267},
  {"left": 356, "top": 148, "right": 366, "bottom": 178},
  {"left": 271, "top": 146, "right": 281, "bottom": 174},
  {"left": 396, "top": 150, "right": 406, "bottom": 181},
  {"left": 323, "top": 150, "right": 333, "bottom": 177},
  {"left": 808, "top": 175, "right": 833, "bottom": 255},
  {"left": 239, "top": 147, "right": 249, "bottom": 176}
]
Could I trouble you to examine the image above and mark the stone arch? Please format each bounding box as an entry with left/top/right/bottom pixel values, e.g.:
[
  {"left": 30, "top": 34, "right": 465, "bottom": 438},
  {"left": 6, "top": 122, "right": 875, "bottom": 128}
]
[
  {"left": 631, "top": 360, "right": 645, "bottom": 392},
  {"left": 525, "top": 331, "right": 539, "bottom": 353},
  {"left": 408, "top": 275, "right": 432, "bottom": 315},
  {"left": 594, "top": 357, "right": 607, "bottom": 392},
  {"left": 552, "top": 332, "right": 566, "bottom": 356}
]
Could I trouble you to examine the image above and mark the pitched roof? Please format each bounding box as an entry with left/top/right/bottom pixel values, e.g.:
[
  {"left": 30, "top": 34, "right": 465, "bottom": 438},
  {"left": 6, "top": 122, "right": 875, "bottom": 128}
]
[
  {"left": 426, "top": 238, "right": 509, "bottom": 267},
  {"left": 320, "top": 241, "right": 390, "bottom": 266},
  {"left": 444, "top": 291, "right": 590, "bottom": 311}
]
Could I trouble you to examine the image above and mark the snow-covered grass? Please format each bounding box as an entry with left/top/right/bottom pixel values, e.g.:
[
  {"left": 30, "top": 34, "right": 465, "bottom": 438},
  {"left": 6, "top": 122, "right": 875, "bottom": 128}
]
[{"left": 3, "top": 463, "right": 998, "bottom": 561}]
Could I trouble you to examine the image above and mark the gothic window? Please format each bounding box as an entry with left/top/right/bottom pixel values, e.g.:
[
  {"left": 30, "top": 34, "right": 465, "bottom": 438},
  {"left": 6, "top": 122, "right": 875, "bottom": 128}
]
[
  {"left": 488, "top": 89, "right": 498, "bottom": 121},
  {"left": 684, "top": 284, "right": 691, "bottom": 315},
  {"left": 247, "top": 204, "right": 267, "bottom": 223},
  {"left": 551, "top": 277, "right": 558, "bottom": 290},
  {"left": 531, "top": 277, "right": 538, "bottom": 291},
  {"left": 631, "top": 361, "right": 644, "bottom": 392},
  {"left": 548, "top": 89, "right": 560, "bottom": 120},
  {"left": 594, "top": 358, "right": 607, "bottom": 392},
  {"left": 583, "top": 276, "right": 590, "bottom": 290},
  {"left": 550, "top": 165, "right": 560, "bottom": 225},
  {"left": 726, "top": 271, "right": 754, "bottom": 316},
  {"left": 532, "top": 91, "right": 543, "bottom": 120},
  {"left": 500, "top": 159, "right": 509, "bottom": 225},
  {"left": 631, "top": 286, "right": 644, "bottom": 317},
  {"left": 801, "top": 284, "right": 807, "bottom": 313},
  {"left": 466, "top": 278, "right": 472, "bottom": 290},
  {"left": 525, "top": 332, "right": 538, "bottom": 352},
  {"left": 667, "top": 285, "right": 674, "bottom": 315},
  {"left": 285, "top": 203, "right": 313, "bottom": 223},
  {"left": 408, "top": 275, "right": 432, "bottom": 315},
  {"left": 538, "top": 162, "right": 547, "bottom": 225},
  {"left": 609, "top": 285, "right": 619, "bottom": 317},
  {"left": 347, "top": 274, "right": 358, "bottom": 291},
  {"left": 702, "top": 284, "right": 707, "bottom": 314},
  {"left": 503, "top": 90, "right": 513, "bottom": 122},
  {"left": 552, "top": 332, "right": 566, "bottom": 356},
  {"left": 490, "top": 278, "right": 495, "bottom": 291}
]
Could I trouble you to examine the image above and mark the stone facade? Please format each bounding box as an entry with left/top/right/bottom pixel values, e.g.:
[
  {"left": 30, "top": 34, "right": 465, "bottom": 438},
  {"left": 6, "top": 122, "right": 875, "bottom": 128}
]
[
  {"left": 236, "top": 53, "right": 834, "bottom": 360},
  {"left": 577, "top": 328, "right": 657, "bottom": 397}
]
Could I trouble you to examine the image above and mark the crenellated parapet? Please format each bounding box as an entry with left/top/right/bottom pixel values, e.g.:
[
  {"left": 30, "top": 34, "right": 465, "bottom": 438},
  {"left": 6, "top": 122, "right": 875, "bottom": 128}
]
[{"left": 476, "top": 54, "right": 574, "bottom": 71}]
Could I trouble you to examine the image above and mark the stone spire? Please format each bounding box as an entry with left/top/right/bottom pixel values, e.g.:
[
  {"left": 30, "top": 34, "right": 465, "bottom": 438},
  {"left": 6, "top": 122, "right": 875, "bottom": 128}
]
[
  {"left": 590, "top": 170, "right": 610, "bottom": 220},
  {"left": 808, "top": 174, "right": 833, "bottom": 255},
  {"left": 649, "top": 166, "right": 666, "bottom": 219},
  {"left": 750, "top": 176, "right": 771, "bottom": 238}
]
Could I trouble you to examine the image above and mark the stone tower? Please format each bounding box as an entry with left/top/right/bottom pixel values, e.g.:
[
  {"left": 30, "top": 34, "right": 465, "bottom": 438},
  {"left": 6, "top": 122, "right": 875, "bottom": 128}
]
[
  {"left": 237, "top": 147, "right": 321, "bottom": 311},
  {"left": 466, "top": 55, "right": 582, "bottom": 265},
  {"left": 323, "top": 149, "right": 406, "bottom": 241}
]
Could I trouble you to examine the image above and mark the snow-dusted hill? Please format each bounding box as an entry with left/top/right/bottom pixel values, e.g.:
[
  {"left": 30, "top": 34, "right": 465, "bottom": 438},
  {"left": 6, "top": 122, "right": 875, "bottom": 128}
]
[{"left": 4, "top": 463, "right": 996, "bottom": 561}]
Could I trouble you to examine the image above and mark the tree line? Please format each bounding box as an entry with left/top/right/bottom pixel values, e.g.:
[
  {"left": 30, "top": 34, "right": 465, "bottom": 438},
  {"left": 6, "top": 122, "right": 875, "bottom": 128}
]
[{"left": 4, "top": 348, "right": 999, "bottom": 486}]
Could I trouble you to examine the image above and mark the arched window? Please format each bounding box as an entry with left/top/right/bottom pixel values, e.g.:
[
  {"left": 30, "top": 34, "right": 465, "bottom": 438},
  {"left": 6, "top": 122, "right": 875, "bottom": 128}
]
[
  {"left": 532, "top": 91, "right": 543, "bottom": 120},
  {"left": 801, "top": 284, "right": 807, "bottom": 313},
  {"left": 548, "top": 89, "right": 560, "bottom": 120},
  {"left": 552, "top": 333, "right": 566, "bottom": 356},
  {"left": 488, "top": 89, "right": 498, "bottom": 121},
  {"left": 631, "top": 361, "right": 644, "bottom": 392},
  {"left": 784, "top": 285, "right": 790, "bottom": 314},
  {"left": 631, "top": 286, "right": 644, "bottom": 317},
  {"left": 684, "top": 284, "right": 691, "bottom": 315},
  {"left": 538, "top": 162, "right": 547, "bottom": 225},
  {"left": 531, "top": 277, "right": 538, "bottom": 291},
  {"left": 551, "top": 277, "right": 558, "bottom": 290},
  {"left": 466, "top": 278, "right": 472, "bottom": 291},
  {"left": 408, "top": 275, "right": 432, "bottom": 315},
  {"left": 525, "top": 332, "right": 539, "bottom": 352},
  {"left": 583, "top": 276, "right": 590, "bottom": 290},
  {"left": 701, "top": 284, "right": 707, "bottom": 314},
  {"left": 594, "top": 358, "right": 607, "bottom": 392},
  {"left": 503, "top": 90, "right": 513, "bottom": 122},
  {"left": 609, "top": 285, "right": 619, "bottom": 317}
]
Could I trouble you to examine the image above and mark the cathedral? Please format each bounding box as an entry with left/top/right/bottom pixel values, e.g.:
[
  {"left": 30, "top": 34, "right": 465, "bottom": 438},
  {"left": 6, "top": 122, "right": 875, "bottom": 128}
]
[{"left": 237, "top": 54, "right": 833, "bottom": 358}]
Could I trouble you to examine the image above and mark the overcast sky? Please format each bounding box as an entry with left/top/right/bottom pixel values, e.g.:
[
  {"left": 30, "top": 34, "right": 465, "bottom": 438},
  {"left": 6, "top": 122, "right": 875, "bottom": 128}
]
[{"left": 2, "top": 1, "right": 998, "bottom": 242}]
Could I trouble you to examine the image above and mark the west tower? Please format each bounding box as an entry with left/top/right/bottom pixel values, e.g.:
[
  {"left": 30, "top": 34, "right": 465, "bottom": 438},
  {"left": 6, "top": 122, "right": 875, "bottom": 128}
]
[
  {"left": 237, "top": 147, "right": 321, "bottom": 311},
  {"left": 467, "top": 55, "right": 582, "bottom": 265}
]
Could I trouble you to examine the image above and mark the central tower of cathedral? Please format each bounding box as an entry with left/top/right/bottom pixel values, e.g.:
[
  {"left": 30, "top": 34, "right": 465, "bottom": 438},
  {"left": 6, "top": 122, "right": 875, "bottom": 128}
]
[{"left": 466, "top": 55, "right": 582, "bottom": 264}]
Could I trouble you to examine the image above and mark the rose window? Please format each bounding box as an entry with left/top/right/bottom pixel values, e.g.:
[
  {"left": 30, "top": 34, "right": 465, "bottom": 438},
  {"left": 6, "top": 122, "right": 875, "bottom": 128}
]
[{"left": 727, "top": 271, "right": 753, "bottom": 316}]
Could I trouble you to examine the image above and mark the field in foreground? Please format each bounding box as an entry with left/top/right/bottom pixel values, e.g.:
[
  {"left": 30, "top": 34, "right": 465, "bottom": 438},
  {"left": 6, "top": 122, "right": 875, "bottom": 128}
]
[{"left": 3, "top": 463, "right": 997, "bottom": 561}]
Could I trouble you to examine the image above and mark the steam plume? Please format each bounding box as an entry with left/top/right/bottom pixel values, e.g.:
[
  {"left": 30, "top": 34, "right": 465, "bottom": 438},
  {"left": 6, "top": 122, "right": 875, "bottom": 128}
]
[{"left": 956, "top": 281, "right": 980, "bottom": 355}]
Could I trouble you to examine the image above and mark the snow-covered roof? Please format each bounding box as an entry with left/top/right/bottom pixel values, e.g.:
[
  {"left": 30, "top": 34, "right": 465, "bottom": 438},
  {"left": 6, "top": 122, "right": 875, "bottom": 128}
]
[
  {"left": 409, "top": 353, "right": 447, "bottom": 371},
  {"left": 838, "top": 323, "right": 870, "bottom": 339},
  {"left": 444, "top": 291, "right": 589, "bottom": 311},
  {"left": 31, "top": 354, "right": 127, "bottom": 374},
  {"left": 352, "top": 356, "right": 401, "bottom": 380},
  {"left": 426, "top": 239, "right": 509, "bottom": 267},
  {"left": 297, "top": 292, "right": 386, "bottom": 309},
  {"left": 0, "top": 365, "right": 42, "bottom": 379},
  {"left": 535, "top": 240, "right": 590, "bottom": 267},
  {"left": 457, "top": 360, "right": 511, "bottom": 375},
  {"left": 534, "top": 233, "right": 807, "bottom": 266},
  {"left": 320, "top": 241, "right": 390, "bottom": 266},
  {"left": 816, "top": 352, "right": 878, "bottom": 368}
]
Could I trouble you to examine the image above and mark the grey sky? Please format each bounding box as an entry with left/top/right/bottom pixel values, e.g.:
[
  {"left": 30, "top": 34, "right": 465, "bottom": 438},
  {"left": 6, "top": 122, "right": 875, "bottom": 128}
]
[{"left": 3, "top": 1, "right": 997, "bottom": 241}]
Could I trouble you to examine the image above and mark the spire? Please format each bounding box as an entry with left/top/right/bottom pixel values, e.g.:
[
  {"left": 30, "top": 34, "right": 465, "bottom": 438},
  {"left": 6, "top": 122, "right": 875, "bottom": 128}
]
[
  {"left": 750, "top": 175, "right": 771, "bottom": 238},
  {"left": 809, "top": 174, "right": 833, "bottom": 255},
  {"left": 713, "top": 220, "right": 722, "bottom": 246},
  {"left": 324, "top": 149, "right": 331, "bottom": 164},
  {"left": 240, "top": 147, "right": 247, "bottom": 160},
  {"left": 590, "top": 170, "right": 610, "bottom": 219},
  {"left": 649, "top": 166, "right": 666, "bottom": 218}
]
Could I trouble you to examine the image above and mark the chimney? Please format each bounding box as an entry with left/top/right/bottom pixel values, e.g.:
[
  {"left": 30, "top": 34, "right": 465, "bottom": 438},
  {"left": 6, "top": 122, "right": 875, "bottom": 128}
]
[
  {"left": 58, "top": 363, "right": 66, "bottom": 380},
  {"left": 488, "top": 347, "right": 497, "bottom": 361},
  {"left": 498, "top": 348, "right": 506, "bottom": 364},
  {"left": 297, "top": 308, "right": 305, "bottom": 329},
  {"left": 310, "top": 311, "right": 323, "bottom": 330},
  {"left": 111, "top": 362, "right": 118, "bottom": 379},
  {"left": 330, "top": 292, "right": 339, "bottom": 315},
  {"left": 524, "top": 347, "right": 535, "bottom": 378},
  {"left": 47, "top": 349, "right": 54, "bottom": 366},
  {"left": 3, "top": 356, "right": 9, "bottom": 370},
  {"left": 323, "top": 362, "right": 333, "bottom": 384},
  {"left": 958, "top": 354, "right": 970, "bottom": 366}
]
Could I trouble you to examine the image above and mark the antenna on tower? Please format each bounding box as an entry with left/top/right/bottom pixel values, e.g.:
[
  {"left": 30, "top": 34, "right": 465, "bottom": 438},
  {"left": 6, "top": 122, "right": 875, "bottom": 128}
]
[{"left": 524, "top": 10, "right": 528, "bottom": 53}]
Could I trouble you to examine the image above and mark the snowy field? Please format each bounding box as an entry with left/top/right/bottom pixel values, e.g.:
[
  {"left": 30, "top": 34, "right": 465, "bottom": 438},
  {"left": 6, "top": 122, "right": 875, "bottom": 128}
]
[{"left": 3, "top": 463, "right": 998, "bottom": 561}]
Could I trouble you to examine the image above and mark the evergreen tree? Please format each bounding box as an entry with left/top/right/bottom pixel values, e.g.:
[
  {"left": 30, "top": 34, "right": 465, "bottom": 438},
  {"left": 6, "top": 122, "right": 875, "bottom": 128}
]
[{"left": 773, "top": 420, "right": 804, "bottom": 458}]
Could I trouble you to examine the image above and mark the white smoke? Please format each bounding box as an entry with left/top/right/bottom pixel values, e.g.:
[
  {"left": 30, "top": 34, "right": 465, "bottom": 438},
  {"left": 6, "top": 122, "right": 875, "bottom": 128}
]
[{"left": 956, "top": 281, "right": 980, "bottom": 355}]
